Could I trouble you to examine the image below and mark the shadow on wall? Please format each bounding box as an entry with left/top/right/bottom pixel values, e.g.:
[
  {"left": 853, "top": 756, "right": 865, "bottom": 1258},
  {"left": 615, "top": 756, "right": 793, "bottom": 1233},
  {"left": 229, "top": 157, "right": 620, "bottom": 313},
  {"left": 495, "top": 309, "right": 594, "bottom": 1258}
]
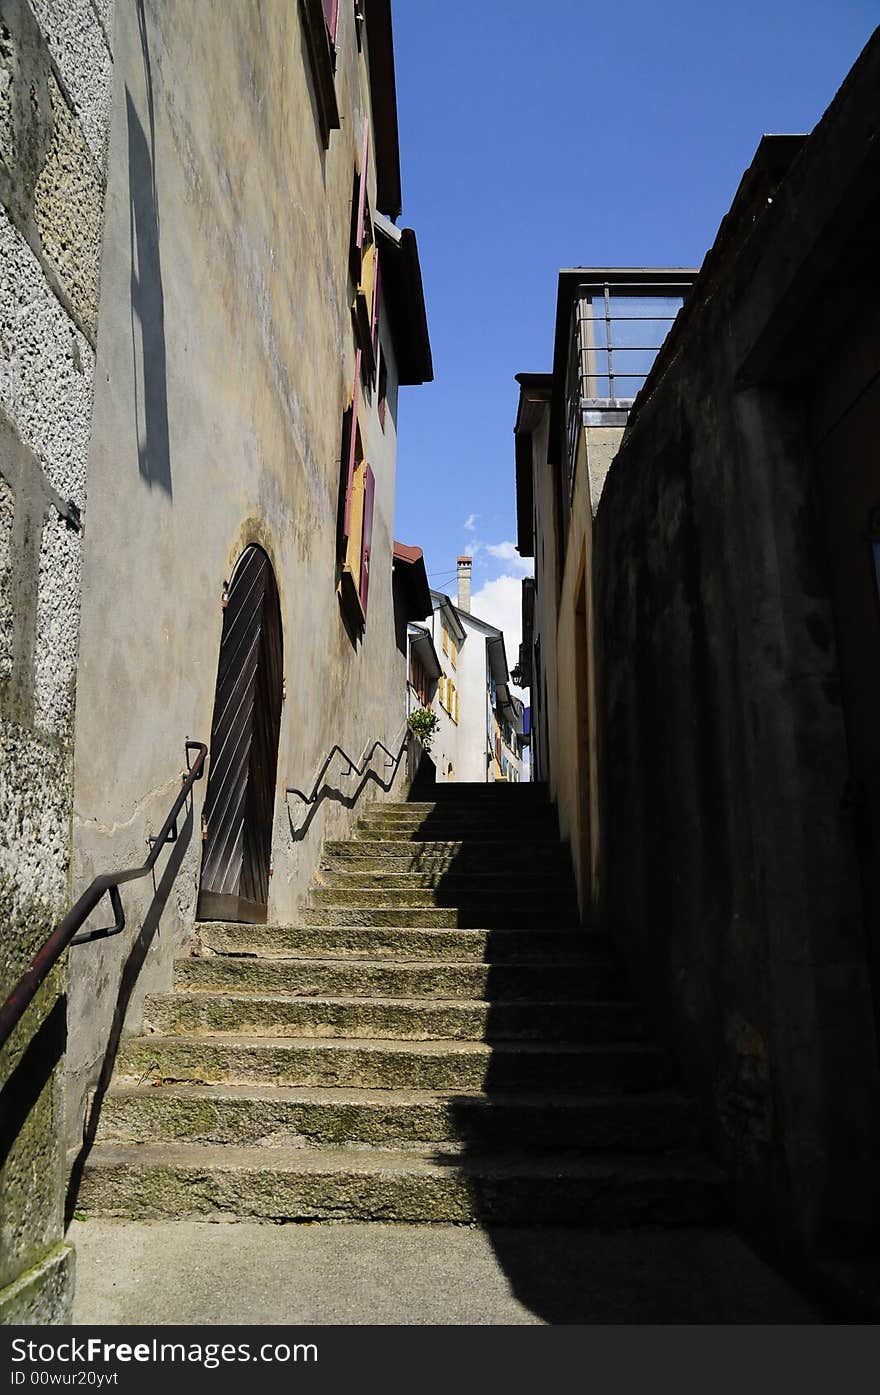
[
  {"left": 0, "top": 995, "right": 66, "bottom": 1176},
  {"left": 127, "top": 0, "right": 171, "bottom": 496},
  {"left": 64, "top": 806, "right": 194, "bottom": 1225},
  {"left": 285, "top": 744, "right": 415, "bottom": 846}
]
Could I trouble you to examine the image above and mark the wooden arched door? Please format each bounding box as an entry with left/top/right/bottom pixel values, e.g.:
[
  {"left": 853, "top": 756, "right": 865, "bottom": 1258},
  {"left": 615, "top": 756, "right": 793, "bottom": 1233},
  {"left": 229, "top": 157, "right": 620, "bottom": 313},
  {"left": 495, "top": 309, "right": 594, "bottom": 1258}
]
[{"left": 197, "top": 545, "right": 283, "bottom": 924}]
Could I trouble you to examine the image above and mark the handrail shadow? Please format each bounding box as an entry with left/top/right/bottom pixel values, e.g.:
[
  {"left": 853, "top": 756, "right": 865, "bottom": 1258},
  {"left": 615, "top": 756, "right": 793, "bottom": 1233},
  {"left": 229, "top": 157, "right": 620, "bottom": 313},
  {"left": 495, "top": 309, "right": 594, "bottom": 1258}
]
[
  {"left": 285, "top": 730, "right": 410, "bottom": 844},
  {"left": 65, "top": 806, "right": 194, "bottom": 1225}
]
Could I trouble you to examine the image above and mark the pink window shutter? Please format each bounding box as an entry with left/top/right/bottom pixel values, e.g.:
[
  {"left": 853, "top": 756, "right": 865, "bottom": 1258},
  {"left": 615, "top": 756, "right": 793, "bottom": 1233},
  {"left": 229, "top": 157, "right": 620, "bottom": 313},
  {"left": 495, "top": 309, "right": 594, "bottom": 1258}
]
[
  {"left": 342, "top": 351, "right": 362, "bottom": 543},
  {"left": 359, "top": 464, "right": 375, "bottom": 614},
  {"left": 323, "top": 0, "right": 339, "bottom": 43},
  {"left": 371, "top": 252, "right": 382, "bottom": 363},
  {"left": 355, "top": 118, "right": 370, "bottom": 265}
]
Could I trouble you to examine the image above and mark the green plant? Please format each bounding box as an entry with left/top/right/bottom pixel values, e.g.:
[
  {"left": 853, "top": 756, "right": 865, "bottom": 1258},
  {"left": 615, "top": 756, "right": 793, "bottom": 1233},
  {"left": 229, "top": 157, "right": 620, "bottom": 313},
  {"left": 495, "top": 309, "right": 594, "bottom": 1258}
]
[{"left": 407, "top": 705, "right": 439, "bottom": 752}]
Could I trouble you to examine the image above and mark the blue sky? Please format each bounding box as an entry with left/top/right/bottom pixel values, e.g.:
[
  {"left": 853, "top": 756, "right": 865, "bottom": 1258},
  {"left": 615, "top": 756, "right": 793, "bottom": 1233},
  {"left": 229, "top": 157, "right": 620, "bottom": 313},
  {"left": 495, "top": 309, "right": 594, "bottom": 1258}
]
[{"left": 390, "top": 0, "right": 878, "bottom": 686}]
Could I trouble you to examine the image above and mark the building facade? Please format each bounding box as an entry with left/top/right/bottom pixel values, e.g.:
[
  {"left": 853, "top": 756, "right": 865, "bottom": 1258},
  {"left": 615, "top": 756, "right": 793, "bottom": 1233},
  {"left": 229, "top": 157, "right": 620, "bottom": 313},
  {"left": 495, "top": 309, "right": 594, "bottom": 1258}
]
[
  {"left": 1, "top": 0, "right": 431, "bottom": 1322},
  {"left": 515, "top": 271, "right": 696, "bottom": 904},
  {"left": 515, "top": 32, "right": 880, "bottom": 1284},
  {"left": 424, "top": 560, "right": 521, "bottom": 784},
  {"left": 0, "top": 0, "right": 118, "bottom": 1324}
]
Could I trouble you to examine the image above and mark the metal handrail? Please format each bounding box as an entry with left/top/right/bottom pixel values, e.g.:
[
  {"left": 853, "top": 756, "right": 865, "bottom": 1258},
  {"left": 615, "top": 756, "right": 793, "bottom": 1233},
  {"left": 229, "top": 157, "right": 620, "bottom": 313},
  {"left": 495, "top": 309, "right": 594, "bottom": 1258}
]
[
  {"left": 0, "top": 740, "right": 207, "bottom": 1053},
  {"left": 286, "top": 727, "right": 410, "bottom": 807}
]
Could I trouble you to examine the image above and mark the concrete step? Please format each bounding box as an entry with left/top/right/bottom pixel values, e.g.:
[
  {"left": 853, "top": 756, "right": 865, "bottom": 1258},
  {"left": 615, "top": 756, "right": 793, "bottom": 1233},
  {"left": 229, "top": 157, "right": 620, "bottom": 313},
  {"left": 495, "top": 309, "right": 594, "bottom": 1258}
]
[
  {"left": 308, "top": 886, "right": 577, "bottom": 911},
  {"left": 378, "top": 799, "right": 552, "bottom": 813},
  {"left": 175, "top": 956, "right": 625, "bottom": 1000},
  {"left": 317, "top": 870, "right": 574, "bottom": 892},
  {"left": 142, "top": 992, "right": 646, "bottom": 1043},
  {"left": 354, "top": 825, "right": 561, "bottom": 843},
  {"left": 95, "top": 1083, "right": 703, "bottom": 1152},
  {"left": 322, "top": 840, "right": 570, "bottom": 870},
  {"left": 299, "top": 907, "right": 581, "bottom": 929},
  {"left": 116, "top": 1035, "right": 675, "bottom": 1092},
  {"left": 357, "top": 812, "right": 558, "bottom": 835},
  {"left": 77, "top": 1141, "right": 729, "bottom": 1225},
  {"left": 196, "top": 923, "right": 602, "bottom": 963}
]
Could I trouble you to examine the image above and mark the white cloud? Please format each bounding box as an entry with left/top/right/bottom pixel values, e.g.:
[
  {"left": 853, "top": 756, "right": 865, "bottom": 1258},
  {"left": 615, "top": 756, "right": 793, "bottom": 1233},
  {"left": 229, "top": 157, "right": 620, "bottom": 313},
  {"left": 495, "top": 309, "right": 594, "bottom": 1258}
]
[
  {"left": 484, "top": 540, "right": 532, "bottom": 575},
  {"left": 470, "top": 572, "right": 531, "bottom": 703},
  {"left": 463, "top": 513, "right": 478, "bottom": 533}
]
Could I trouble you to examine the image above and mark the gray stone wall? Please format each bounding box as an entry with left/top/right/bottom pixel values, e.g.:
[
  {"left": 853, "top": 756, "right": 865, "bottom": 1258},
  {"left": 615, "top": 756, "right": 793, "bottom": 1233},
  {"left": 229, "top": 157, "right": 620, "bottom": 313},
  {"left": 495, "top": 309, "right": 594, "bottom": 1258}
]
[
  {"left": 592, "top": 36, "right": 880, "bottom": 1264},
  {"left": 0, "top": 0, "right": 114, "bottom": 1325}
]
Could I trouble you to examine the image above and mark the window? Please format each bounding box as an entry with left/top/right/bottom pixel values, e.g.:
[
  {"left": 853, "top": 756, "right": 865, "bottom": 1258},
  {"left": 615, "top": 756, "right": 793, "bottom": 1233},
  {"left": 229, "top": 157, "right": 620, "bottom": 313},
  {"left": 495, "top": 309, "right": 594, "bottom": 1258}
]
[
  {"left": 323, "top": 0, "right": 339, "bottom": 44},
  {"left": 301, "top": 0, "right": 340, "bottom": 147},
  {"left": 450, "top": 637, "right": 457, "bottom": 669},
  {"left": 337, "top": 350, "right": 375, "bottom": 627},
  {"left": 350, "top": 119, "right": 379, "bottom": 381},
  {"left": 442, "top": 623, "right": 449, "bottom": 656},
  {"left": 377, "top": 352, "right": 388, "bottom": 430}
]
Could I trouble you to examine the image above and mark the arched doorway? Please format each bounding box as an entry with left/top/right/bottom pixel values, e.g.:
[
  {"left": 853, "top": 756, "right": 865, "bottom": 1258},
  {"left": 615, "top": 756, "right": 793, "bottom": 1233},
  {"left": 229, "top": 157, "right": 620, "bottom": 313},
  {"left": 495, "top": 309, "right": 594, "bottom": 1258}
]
[{"left": 197, "top": 545, "right": 283, "bottom": 924}]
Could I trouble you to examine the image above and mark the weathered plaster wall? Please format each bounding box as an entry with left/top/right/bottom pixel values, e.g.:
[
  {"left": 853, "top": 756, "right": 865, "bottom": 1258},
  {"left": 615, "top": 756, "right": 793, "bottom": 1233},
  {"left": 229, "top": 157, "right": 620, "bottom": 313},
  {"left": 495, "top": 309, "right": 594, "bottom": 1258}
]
[
  {"left": 455, "top": 619, "right": 494, "bottom": 784},
  {"left": 592, "top": 36, "right": 880, "bottom": 1260},
  {"left": 65, "top": 2, "right": 414, "bottom": 1156},
  {"left": 538, "top": 420, "right": 623, "bottom": 913},
  {"left": 521, "top": 405, "right": 554, "bottom": 787},
  {"left": 0, "top": 0, "right": 114, "bottom": 1324}
]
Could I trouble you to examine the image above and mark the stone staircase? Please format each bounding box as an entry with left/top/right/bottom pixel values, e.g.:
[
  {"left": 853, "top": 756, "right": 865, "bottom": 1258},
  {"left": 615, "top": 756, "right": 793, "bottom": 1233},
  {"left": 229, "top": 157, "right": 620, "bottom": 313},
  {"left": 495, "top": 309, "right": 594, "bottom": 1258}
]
[{"left": 77, "top": 784, "right": 728, "bottom": 1225}]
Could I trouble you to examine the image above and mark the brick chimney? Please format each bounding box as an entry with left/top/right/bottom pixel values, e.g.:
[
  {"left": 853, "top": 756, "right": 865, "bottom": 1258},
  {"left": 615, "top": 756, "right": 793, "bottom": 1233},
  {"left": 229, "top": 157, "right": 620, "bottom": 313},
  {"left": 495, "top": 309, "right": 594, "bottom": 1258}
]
[{"left": 457, "top": 556, "right": 472, "bottom": 613}]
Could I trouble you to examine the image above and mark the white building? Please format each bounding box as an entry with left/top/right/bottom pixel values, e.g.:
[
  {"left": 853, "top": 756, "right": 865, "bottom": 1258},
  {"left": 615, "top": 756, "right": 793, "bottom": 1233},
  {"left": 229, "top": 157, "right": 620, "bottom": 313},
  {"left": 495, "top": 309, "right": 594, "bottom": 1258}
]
[{"left": 424, "top": 559, "right": 524, "bottom": 783}]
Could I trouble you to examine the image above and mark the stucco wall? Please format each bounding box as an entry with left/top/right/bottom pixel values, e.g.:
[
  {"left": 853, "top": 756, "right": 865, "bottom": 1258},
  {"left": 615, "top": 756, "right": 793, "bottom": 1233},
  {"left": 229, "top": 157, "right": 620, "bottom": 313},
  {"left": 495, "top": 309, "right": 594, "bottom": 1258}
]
[
  {"left": 0, "top": 0, "right": 115, "bottom": 1324},
  {"left": 65, "top": 1, "right": 415, "bottom": 1156},
  {"left": 530, "top": 413, "right": 623, "bottom": 912}
]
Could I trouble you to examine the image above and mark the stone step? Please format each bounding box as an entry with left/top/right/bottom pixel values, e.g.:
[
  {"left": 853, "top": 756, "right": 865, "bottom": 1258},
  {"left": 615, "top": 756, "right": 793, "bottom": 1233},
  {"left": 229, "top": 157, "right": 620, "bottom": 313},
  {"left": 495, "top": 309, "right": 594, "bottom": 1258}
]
[
  {"left": 322, "top": 841, "right": 570, "bottom": 871},
  {"left": 116, "top": 1035, "right": 675, "bottom": 1092},
  {"left": 364, "top": 800, "right": 551, "bottom": 814},
  {"left": 77, "top": 1142, "right": 729, "bottom": 1225},
  {"left": 299, "top": 907, "right": 581, "bottom": 929},
  {"left": 176, "top": 956, "right": 625, "bottom": 1000},
  {"left": 357, "top": 812, "right": 558, "bottom": 834},
  {"left": 354, "top": 824, "right": 559, "bottom": 843},
  {"left": 95, "top": 1083, "right": 702, "bottom": 1151},
  {"left": 308, "top": 886, "right": 577, "bottom": 911},
  {"left": 317, "top": 870, "right": 574, "bottom": 891},
  {"left": 142, "top": 992, "right": 645, "bottom": 1043},
  {"left": 196, "top": 923, "right": 602, "bottom": 963}
]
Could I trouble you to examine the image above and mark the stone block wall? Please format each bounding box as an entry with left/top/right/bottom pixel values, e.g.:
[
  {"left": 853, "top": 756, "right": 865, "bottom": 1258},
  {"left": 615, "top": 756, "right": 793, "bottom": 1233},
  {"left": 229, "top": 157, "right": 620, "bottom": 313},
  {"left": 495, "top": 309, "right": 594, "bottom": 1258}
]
[{"left": 0, "top": 0, "right": 114, "bottom": 1325}]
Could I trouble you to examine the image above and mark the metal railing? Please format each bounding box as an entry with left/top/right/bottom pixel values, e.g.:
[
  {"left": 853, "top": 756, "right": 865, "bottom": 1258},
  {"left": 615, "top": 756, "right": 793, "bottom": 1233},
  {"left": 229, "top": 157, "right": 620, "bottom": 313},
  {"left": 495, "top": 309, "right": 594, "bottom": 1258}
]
[
  {"left": 0, "top": 740, "right": 207, "bottom": 1053},
  {"left": 286, "top": 727, "right": 410, "bottom": 808}
]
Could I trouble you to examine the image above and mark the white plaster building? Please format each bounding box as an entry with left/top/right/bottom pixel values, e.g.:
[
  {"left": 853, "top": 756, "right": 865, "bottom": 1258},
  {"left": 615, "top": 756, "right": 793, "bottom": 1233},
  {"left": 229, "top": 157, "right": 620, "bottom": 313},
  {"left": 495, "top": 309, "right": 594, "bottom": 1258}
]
[{"left": 425, "top": 560, "right": 523, "bottom": 783}]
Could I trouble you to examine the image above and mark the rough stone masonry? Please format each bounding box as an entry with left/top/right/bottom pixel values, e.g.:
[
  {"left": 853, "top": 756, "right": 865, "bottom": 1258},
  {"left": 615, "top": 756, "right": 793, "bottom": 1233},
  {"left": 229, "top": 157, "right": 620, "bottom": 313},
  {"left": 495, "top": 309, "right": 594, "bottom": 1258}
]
[{"left": 0, "top": 0, "right": 115, "bottom": 1324}]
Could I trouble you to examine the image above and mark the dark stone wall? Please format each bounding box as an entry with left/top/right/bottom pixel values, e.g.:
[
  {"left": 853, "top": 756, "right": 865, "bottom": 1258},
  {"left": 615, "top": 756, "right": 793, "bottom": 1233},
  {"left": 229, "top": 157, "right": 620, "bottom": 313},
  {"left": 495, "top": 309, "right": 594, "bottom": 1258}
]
[{"left": 593, "top": 285, "right": 880, "bottom": 1261}]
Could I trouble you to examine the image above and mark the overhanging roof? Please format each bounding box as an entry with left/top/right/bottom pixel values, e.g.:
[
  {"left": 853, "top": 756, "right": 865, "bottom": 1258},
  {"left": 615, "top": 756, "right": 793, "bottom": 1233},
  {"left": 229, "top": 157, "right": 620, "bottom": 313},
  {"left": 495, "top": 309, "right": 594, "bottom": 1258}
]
[
  {"left": 486, "top": 633, "right": 510, "bottom": 687},
  {"left": 376, "top": 215, "right": 433, "bottom": 385},
  {"left": 430, "top": 590, "right": 467, "bottom": 645},
  {"left": 393, "top": 540, "right": 432, "bottom": 620},
  {"left": 514, "top": 372, "right": 552, "bottom": 557},
  {"left": 364, "top": 0, "right": 402, "bottom": 218},
  {"left": 408, "top": 625, "right": 441, "bottom": 680}
]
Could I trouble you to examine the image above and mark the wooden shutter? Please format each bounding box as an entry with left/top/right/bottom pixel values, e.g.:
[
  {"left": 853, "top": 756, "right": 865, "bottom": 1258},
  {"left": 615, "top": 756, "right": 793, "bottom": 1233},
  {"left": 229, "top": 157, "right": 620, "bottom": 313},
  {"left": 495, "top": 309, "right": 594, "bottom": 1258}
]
[
  {"left": 355, "top": 118, "right": 369, "bottom": 268},
  {"left": 371, "top": 252, "right": 382, "bottom": 364},
  {"left": 359, "top": 464, "right": 375, "bottom": 614},
  {"left": 342, "top": 351, "right": 362, "bottom": 544},
  {"left": 323, "top": 0, "right": 339, "bottom": 43}
]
